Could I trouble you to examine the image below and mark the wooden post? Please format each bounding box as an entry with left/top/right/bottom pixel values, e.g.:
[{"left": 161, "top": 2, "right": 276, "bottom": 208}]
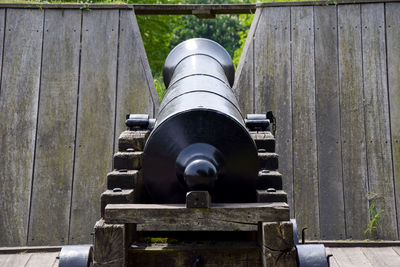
[
  {"left": 259, "top": 221, "right": 297, "bottom": 267},
  {"left": 93, "top": 219, "right": 136, "bottom": 267}
]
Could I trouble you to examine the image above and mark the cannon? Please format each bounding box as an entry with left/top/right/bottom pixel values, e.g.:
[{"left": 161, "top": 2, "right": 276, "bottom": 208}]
[
  {"left": 61, "top": 38, "right": 330, "bottom": 267},
  {"left": 142, "top": 38, "right": 259, "bottom": 204}
]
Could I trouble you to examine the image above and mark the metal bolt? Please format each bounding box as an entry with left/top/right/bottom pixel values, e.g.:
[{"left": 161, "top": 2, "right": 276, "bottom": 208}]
[
  {"left": 119, "top": 169, "right": 128, "bottom": 173},
  {"left": 267, "top": 188, "right": 276, "bottom": 192},
  {"left": 126, "top": 148, "right": 135, "bottom": 152},
  {"left": 113, "top": 188, "right": 122, "bottom": 192}
]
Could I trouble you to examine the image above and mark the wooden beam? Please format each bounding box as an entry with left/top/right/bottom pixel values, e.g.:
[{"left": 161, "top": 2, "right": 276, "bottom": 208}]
[
  {"left": 259, "top": 222, "right": 297, "bottom": 267},
  {"left": 257, "top": 0, "right": 400, "bottom": 7},
  {"left": 0, "top": 1, "right": 399, "bottom": 13},
  {"left": 133, "top": 4, "right": 256, "bottom": 15},
  {"left": 104, "top": 203, "right": 290, "bottom": 231}
]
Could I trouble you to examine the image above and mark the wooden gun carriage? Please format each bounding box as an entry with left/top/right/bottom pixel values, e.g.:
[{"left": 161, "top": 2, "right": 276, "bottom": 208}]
[{"left": 60, "top": 38, "right": 329, "bottom": 267}]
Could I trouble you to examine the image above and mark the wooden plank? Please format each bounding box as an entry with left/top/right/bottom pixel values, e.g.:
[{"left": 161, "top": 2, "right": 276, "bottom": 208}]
[
  {"left": 0, "top": 3, "right": 134, "bottom": 9},
  {"left": 392, "top": 246, "right": 400, "bottom": 256},
  {"left": 291, "top": 6, "right": 319, "bottom": 239},
  {"left": 0, "top": 9, "right": 4, "bottom": 90},
  {"left": 325, "top": 247, "right": 340, "bottom": 267},
  {"left": 0, "top": 246, "right": 61, "bottom": 254},
  {"left": 233, "top": 8, "right": 262, "bottom": 115},
  {"left": 0, "top": 253, "right": 32, "bottom": 266},
  {"left": 133, "top": 4, "right": 256, "bottom": 15},
  {"left": 386, "top": 2, "right": 400, "bottom": 240},
  {"left": 257, "top": 0, "right": 400, "bottom": 7},
  {"left": 0, "top": 9, "right": 43, "bottom": 246},
  {"left": 1, "top": 1, "right": 400, "bottom": 11},
  {"left": 25, "top": 252, "right": 59, "bottom": 267},
  {"left": 105, "top": 203, "right": 290, "bottom": 231},
  {"left": 362, "top": 247, "right": 400, "bottom": 266},
  {"left": 52, "top": 257, "right": 59, "bottom": 267},
  {"left": 260, "top": 221, "right": 296, "bottom": 266},
  {"left": 94, "top": 219, "right": 129, "bottom": 267},
  {"left": 27, "top": 9, "right": 81, "bottom": 246},
  {"left": 328, "top": 247, "right": 373, "bottom": 266},
  {"left": 115, "top": 10, "right": 155, "bottom": 149},
  {"left": 361, "top": 3, "right": 397, "bottom": 240},
  {"left": 337, "top": 4, "right": 369, "bottom": 239},
  {"left": 69, "top": 9, "right": 119, "bottom": 244},
  {"left": 314, "top": 5, "right": 346, "bottom": 240},
  {"left": 232, "top": 33, "right": 254, "bottom": 115},
  {"left": 307, "top": 240, "right": 400, "bottom": 246},
  {"left": 254, "top": 7, "right": 293, "bottom": 216},
  {"left": 124, "top": 10, "right": 159, "bottom": 114}
]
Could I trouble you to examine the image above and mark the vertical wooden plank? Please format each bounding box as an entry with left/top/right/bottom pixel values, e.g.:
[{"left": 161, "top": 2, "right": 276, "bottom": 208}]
[
  {"left": 338, "top": 4, "right": 369, "bottom": 239},
  {"left": 69, "top": 9, "right": 119, "bottom": 244},
  {"left": 254, "top": 7, "right": 293, "bottom": 216},
  {"left": 361, "top": 3, "right": 397, "bottom": 240},
  {"left": 128, "top": 10, "right": 159, "bottom": 115},
  {"left": 387, "top": 2, "right": 400, "bottom": 240},
  {"left": 0, "top": 9, "right": 43, "bottom": 246},
  {"left": 314, "top": 5, "right": 346, "bottom": 239},
  {"left": 291, "top": 6, "right": 319, "bottom": 239},
  {"left": 328, "top": 247, "right": 373, "bottom": 266},
  {"left": 27, "top": 9, "right": 81, "bottom": 246},
  {"left": 0, "top": 9, "right": 5, "bottom": 92},
  {"left": 115, "top": 10, "right": 154, "bottom": 148},
  {"left": 233, "top": 37, "right": 253, "bottom": 115},
  {"left": 233, "top": 9, "right": 262, "bottom": 115}
]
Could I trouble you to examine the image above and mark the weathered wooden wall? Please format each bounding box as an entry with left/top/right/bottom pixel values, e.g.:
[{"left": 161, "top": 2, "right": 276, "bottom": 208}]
[
  {"left": 1, "top": 1, "right": 399, "bottom": 247},
  {"left": 234, "top": 1, "right": 400, "bottom": 240},
  {"left": 0, "top": 7, "right": 158, "bottom": 246}
]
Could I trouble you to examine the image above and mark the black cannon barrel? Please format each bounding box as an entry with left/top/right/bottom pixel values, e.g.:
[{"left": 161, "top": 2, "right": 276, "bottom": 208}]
[{"left": 143, "top": 38, "right": 258, "bottom": 204}]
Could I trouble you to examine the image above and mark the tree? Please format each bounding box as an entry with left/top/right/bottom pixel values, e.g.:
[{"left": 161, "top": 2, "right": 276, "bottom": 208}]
[{"left": 170, "top": 0, "right": 250, "bottom": 59}]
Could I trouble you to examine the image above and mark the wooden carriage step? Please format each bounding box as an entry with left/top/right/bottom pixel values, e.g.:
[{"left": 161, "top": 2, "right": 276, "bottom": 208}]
[
  {"left": 113, "top": 151, "right": 143, "bottom": 170},
  {"left": 249, "top": 131, "right": 275, "bottom": 152},
  {"left": 118, "top": 130, "right": 150, "bottom": 152},
  {"left": 256, "top": 170, "right": 282, "bottom": 190},
  {"left": 128, "top": 242, "right": 261, "bottom": 267},
  {"left": 101, "top": 189, "right": 135, "bottom": 217},
  {"left": 104, "top": 203, "right": 290, "bottom": 231},
  {"left": 256, "top": 190, "right": 287, "bottom": 203},
  {"left": 258, "top": 152, "right": 279, "bottom": 170},
  {"left": 107, "top": 170, "right": 139, "bottom": 190}
]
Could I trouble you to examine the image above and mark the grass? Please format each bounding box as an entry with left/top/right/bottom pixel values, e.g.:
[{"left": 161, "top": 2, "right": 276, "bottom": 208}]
[{"left": 364, "top": 203, "right": 384, "bottom": 239}]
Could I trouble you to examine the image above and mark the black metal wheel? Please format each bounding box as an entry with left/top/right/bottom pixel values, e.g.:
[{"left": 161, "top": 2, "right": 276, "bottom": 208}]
[{"left": 59, "top": 245, "right": 93, "bottom": 267}]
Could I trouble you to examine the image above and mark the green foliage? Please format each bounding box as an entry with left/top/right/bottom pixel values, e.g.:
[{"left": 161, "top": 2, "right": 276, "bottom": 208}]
[
  {"left": 364, "top": 203, "right": 384, "bottom": 239},
  {"left": 170, "top": 0, "right": 251, "bottom": 60},
  {"left": 232, "top": 13, "right": 253, "bottom": 68},
  {"left": 153, "top": 73, "right": 167, "bottom": 102},
  {"left": 135, "top": 0, "right": 254, "bottom": 100},
  {"left": 132, "top": 0, "right": 184, "bottom": 76}
]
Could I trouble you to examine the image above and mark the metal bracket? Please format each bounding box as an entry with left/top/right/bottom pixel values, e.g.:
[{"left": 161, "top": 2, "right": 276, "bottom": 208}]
[
  {"left": 245, "top": 114, "right": 270, "bottom": 131},
  {"left": 125, "top": 114, "right": 156, "bottom": 131}
]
